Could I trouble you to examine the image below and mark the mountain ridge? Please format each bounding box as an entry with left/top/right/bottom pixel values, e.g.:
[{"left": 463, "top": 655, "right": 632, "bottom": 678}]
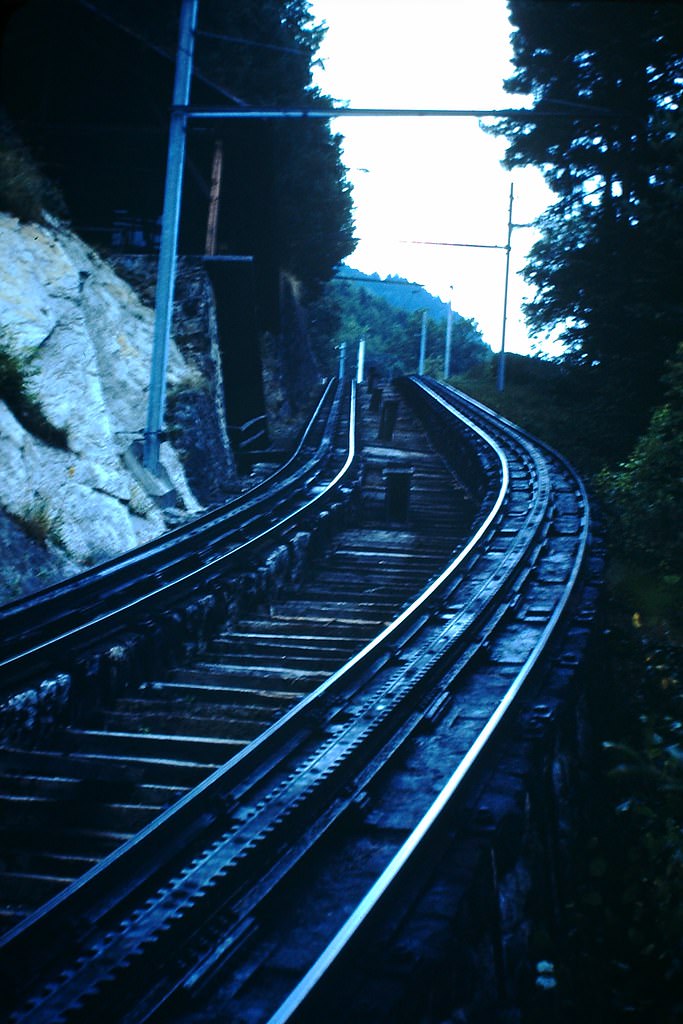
[{"left": 334, "top": 268, "right": 458, "bottom": 322}]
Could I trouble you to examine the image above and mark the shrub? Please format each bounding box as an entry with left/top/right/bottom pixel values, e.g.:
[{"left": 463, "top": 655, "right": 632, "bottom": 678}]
[{"left": 598, "top": 342, "right": 683, "bottom": 577}]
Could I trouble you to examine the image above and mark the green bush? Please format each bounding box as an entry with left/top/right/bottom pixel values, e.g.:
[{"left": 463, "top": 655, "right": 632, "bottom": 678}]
[
  {"left": 567, "top": 625, "right": 683, "bottom": 1021},
  {"left": 598, "top": 343, "right": 683, "bottom": 577}
]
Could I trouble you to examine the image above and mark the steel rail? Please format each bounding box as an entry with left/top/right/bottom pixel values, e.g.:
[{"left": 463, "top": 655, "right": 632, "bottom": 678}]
[
  {"left": 0, "top": 380, "right": 350, "bottom": 687},
  {"left": 103, "top": 377, "right": 553, "bottom": 1023},
  {"left": 0, "top": 378, "right": 338, "bottom": 655},
  {"left": 0, "top": 381, "right": 358, "bottom": 967},
  {"left": 0, "top": 378, "right": 503, "bottom": 982},
  {"left": 122, "top": 378, "right": 510, "bottom": 801},
  {"left": 1, "top": 376, "right": 517, "bottom": 1020},
  {"left": 3, "top": 376, "right": 581, "bottom": 1024},
  {"left": 266, "top": 379, "right": 591, "bottom": 1024},
  {"left": 0, "top": 377, "right": 336, "bottom": 617}
]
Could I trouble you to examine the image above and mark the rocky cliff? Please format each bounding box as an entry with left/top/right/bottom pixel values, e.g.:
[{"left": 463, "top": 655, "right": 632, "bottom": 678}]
[{"left": 0, "top": 212, "right": 233, "bottom": 603}]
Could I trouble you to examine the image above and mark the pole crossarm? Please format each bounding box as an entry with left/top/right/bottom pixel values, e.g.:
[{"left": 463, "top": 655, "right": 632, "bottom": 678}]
[
  {"left": 401, "top": 239, "right": 508, "bottom": 251},
  {"left": 180, "top": 105, "right": 573, "bottom": 121}
]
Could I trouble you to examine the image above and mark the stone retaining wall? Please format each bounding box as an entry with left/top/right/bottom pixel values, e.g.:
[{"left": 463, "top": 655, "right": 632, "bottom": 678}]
[{"left": 373, "top": 543, "right": 605, "bottom": 1024}]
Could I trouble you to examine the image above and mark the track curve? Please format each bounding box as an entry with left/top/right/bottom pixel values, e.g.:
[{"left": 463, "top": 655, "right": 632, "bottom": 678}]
[{"left": 0, "top": 377, "right": 598, "bottom": 1024}]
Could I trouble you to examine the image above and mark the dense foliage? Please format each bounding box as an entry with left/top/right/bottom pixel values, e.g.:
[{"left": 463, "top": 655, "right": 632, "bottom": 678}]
[
  {"left": 2, "top": 0, "right": 355, "bottom": 291},
  {"left": 190, "top": 0, "right": 356, "bottom": 289},
  {"left": 572, "top": 624, "right": 683, "bottom": 1022},
  {"left": 99, "top": 0, "right": 356, "bottom": 290},
  {"left": 491, "top": 2, "right": 683, "bottom": 415},
  {"left": 598, "top": 342, "right": 683, "bottom": 578},
  {"left": 307, "top": 275, "right": 491, "bottom": 378}
]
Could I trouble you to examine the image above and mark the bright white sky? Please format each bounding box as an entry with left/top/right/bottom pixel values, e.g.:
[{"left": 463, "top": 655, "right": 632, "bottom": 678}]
[{"left": 308, "top": 0, "right": 556, "bottom": 358}]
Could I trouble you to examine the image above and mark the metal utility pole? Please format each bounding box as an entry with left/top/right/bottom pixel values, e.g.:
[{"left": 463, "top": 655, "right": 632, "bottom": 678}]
[
  {"left": 338, "top": 341, "right": 346, "bottom": 379},
  {"left": 143, "top": 0, "right": 198, "bottom": 474},
  {"left": 444, "top": 287, "right": 453, "bottom": 379},
  {"left": 418, "top": 310, "right": 427, "bottom": 374},
  {"left": 356, "top": 336, "right": 365, "bottom": 384},
  {"left": 497, "top": 182, "right": 514, "bottom": 393}
]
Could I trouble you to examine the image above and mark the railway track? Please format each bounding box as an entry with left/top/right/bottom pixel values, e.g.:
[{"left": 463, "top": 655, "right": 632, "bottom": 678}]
[
  {"left": 0, "top": 377, "right": 598, "bottom": 1023},
  {"left": 0, "top": 377, "right": 357, "bottom": 926},
  {"left": 0, "top": 376, "right": 348, "bottom": 691}
]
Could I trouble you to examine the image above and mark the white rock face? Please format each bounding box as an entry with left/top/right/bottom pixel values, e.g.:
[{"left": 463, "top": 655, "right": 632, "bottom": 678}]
[{"left": 0, "top": 212, "right": 200, "bottom": 568}]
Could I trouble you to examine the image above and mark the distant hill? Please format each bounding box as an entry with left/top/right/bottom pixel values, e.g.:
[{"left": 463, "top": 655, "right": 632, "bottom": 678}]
[
  {"left": 308, "top": 268, "right": 490, "bottom": 379},
  {"left": 334, "top": 269, "right": 455, "bottom": 323}
]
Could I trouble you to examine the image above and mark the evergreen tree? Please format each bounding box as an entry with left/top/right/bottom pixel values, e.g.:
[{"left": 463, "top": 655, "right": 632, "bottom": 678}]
[
  {"left": 181, "top": 0, "right": 356, "bottom": 290},
  {"left": 492, "top": 2, "right": 683, "bottom": 414},
  {"left": 598, "top": 341, "right": 683, "bottom": 575},
  {"left": 7, "top": 0, "right": 355, "bottom": 291}
]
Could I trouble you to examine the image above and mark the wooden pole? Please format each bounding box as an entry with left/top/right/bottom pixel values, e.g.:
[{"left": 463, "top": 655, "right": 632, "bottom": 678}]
[{"left": 204, "top": 138, "right": 223, "bottom": 256}]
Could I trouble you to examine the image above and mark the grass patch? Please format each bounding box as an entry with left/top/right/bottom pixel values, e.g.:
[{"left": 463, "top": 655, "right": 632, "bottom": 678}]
[
  {"left": 450, "top": 355, "right": 648, "bottom": 476},
  {"left": 0, "top": 332, "right": 69, "bottom": 449},
  {"left": 18, "top": 496, "right": 64, "bottom": 549}
]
